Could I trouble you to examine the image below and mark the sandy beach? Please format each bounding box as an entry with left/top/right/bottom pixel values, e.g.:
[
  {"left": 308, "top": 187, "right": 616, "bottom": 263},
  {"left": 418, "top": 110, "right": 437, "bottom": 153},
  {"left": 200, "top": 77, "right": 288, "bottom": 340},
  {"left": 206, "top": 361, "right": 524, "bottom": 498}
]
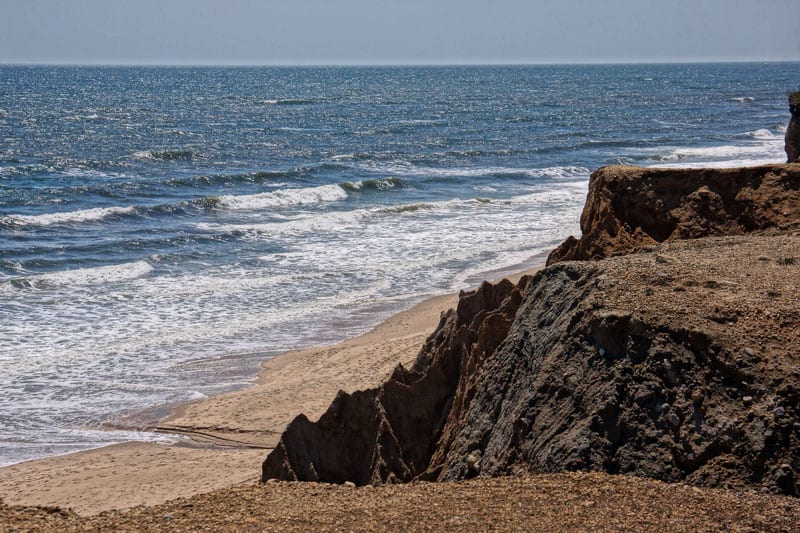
[{"left": 0, "top": 269, "right": 536, "bottom": 516}]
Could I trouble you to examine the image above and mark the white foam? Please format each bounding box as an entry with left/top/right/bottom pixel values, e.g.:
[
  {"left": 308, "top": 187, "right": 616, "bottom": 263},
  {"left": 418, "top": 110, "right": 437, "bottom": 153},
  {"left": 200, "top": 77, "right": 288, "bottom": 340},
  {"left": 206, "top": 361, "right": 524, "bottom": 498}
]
[
  {"left": 745, "top": 129, "right": 780, "bottom": 140},
  {"left": 217, "top": 184, "right": 348, "bottom": 210},
  {"left": 1, "top": 206, "right": 136, "bottom": 227},
  {"left": 358, "top": 162, "right": 590, "bottom": 180},
  {"left": 730, "top": 96, "right": 755, "bottom": 103},
  {"left": 651, "top": 133, "right": 786, "bottom": 168},
  {"left": 27, "top": 261, "right": 153, "bottom": 288}
]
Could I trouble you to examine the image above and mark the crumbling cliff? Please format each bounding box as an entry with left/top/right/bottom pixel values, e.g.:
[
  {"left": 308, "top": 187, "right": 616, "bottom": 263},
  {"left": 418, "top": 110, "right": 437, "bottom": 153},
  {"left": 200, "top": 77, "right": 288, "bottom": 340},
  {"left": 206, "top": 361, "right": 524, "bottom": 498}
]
[
  {"left": 262, "top": 164, "right": 800, "bottom": 496},
  {"left": 547, "top": 164, "right": 800, "bottom": 264}
]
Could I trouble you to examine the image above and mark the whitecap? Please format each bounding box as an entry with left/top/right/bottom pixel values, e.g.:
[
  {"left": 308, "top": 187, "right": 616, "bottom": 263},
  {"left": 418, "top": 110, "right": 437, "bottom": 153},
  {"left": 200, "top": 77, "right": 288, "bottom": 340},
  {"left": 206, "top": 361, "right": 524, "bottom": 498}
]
[
  {"left": 132, "top": 149, "right": 196, "bottom": 161},
  {"left": 1, "top": 206, "right": 136, "bottom": 227},
  {"left": 653, "top": 142, "right": 784, "bottom": 166},
  {"left": 730, "top": 96, "right": 755, "bottom": 103},
  {"left": 216, "top": 184, "right": 348, "bottom": 210},
  {"left": 744, "top": 129, "right": 778, "bottom": 140},
  {"left": 22, "top": 261, "right": 153, "bottom": 288},
  {"left": 358, "top": 162, "right": 590, "bottom": 180}
]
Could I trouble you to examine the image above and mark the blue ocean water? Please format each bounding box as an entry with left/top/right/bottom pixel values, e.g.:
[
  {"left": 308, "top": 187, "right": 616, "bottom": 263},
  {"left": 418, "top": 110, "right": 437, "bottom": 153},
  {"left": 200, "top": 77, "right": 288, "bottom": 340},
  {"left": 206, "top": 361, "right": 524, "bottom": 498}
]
[{"left": 0, "top": 63, "right": 795, "bottom": 466}]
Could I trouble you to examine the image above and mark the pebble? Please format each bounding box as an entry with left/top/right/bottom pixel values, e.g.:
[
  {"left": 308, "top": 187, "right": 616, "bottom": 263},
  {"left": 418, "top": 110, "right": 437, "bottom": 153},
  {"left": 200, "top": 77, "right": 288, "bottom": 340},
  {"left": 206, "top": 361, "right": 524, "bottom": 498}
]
[
  {"left": 691, "top": 390, "right": 704, "bottom": 404},
  {"left": 344, "top": 481, "right": 356, "bottom": 488},
  {"left": 773, "top": 406, "right": 785, "bottom": 420},
  {"left": 742, "top": 396, "right": 753, "bottom": 405},
  {"left": 667, "top": 412, "right": 681, "bottom": 428}
]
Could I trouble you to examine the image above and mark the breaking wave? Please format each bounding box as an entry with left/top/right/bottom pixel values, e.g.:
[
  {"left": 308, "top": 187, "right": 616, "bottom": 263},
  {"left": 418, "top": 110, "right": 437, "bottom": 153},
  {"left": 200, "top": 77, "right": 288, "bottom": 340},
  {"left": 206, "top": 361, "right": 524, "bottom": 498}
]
[
  {"left": 1, "top": 206, "right": 137, "bottom": 228},
  {"left": 7, "top": 261, "right": 153, "bottom": 290},
  {"left": 133, "top": 149, "right": 198, "bottom": 161},
  {"left": 357, "top": 162, "right": 590, "bottom": 180},
  {"left": 339, "top": 178, "right": 406, "bottom": 192},
  {"left": 216, "top": 183, "right": 349, "bottom": 210}
]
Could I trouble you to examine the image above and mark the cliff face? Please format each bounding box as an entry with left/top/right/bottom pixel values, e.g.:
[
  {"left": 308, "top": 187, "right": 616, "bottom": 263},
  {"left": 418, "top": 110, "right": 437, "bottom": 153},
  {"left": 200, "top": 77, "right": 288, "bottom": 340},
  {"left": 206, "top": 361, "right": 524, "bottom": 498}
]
[
  {"left": 786, "top": 93, "right": 800, "bottom": 162},
  {"left": 547, "top": 164, "right": 800, "bottom": 264},
  {"left": 262, "top": 278, "right": 529, "bottom": 485},
  {"left": 262, "top": 164, "right": 800, "bottom": 496}
]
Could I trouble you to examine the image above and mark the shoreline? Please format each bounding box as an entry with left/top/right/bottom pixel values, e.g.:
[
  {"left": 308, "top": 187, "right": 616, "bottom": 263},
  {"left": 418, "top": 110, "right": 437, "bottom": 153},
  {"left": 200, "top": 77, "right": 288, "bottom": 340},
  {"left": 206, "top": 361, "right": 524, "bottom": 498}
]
[{"left": 0, "top": 261, "right": 544, "bottom": 516}]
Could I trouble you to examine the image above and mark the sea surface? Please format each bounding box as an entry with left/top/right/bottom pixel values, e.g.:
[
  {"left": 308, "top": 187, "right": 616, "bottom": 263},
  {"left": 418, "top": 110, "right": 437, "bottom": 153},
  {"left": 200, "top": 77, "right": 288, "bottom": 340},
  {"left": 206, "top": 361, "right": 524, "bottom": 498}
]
[{"left": 0, "top": 63, "right": 795, "bottom": 466}]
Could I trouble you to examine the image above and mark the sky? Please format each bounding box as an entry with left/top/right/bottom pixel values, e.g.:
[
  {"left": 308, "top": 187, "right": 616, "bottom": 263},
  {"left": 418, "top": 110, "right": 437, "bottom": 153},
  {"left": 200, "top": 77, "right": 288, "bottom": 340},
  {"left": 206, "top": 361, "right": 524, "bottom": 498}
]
[{"left": 1, "top": 0, "right": 798, "bottom": 65}]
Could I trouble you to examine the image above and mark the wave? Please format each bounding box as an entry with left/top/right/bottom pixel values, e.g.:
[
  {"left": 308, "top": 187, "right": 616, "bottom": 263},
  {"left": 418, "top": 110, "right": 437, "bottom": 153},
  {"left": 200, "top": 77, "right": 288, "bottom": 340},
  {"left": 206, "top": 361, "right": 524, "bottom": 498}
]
[
  {"left": 7, "top": 260, "right": 153, "bottom": 290},
  {"left": 743, "top": 128, "right": 780, "bottom": 140},
  {"left": 197, "top": 184, "right": 589, "bottom": 240},
  {"left": 133, "top": 149, "right": 198, "bottom": 162},
  {"left": 339, "top": 178, "right": 406, "bottom": 192},
  {"left": 651, "top": 141, "right": 783, "bottom": 163},
  {"left": 263, "top": 98, "right": 315, "bottom": 106},
  {"left": 730, "top": 96, "right": 755, "bottom": 103},
  {"left": 216, "top": 183, "right": 348, "bottom": 210},
  {"left": 358, "top": 162, "right": 590, "bottom": 180},
  {"left": 164, "top": 170, "right": 295, "bottom": 188},
  {"left": 1, "top": 206, "right": 136, "bottom": 228}
]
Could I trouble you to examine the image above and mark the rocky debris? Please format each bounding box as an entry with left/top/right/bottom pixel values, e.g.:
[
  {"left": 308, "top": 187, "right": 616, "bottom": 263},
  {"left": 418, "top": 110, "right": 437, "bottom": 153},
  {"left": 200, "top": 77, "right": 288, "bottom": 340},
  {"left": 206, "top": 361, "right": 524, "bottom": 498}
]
[
  {"left": 546, "top": 164, "right": 800, "bottom": 264},
  {"left": 4, "top": 473, "right": 800, "bottom": 532},
  {"left": 787, "top": 91, "right": 800, "bottom": 162}
]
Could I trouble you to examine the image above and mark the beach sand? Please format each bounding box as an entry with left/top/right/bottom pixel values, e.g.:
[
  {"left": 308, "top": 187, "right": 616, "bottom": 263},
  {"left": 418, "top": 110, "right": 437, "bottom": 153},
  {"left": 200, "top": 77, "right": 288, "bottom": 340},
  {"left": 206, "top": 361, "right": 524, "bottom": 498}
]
[{"left": 0, "top": 270, "right": 537, "bottom": 516}]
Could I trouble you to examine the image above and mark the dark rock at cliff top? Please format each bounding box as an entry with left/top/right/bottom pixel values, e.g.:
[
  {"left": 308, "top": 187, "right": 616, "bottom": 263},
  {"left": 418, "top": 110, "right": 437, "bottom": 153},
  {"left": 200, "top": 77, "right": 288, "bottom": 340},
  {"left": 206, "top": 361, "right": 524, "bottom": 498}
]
[
  {"left": 787, "top": 92, "right": 800, "bottom": 163},
  {"left": 546, "top": 164, "right": 800, "bottom": 265},
  {"left": 262, "top": 165, "right": 800, "bottom": 496}
]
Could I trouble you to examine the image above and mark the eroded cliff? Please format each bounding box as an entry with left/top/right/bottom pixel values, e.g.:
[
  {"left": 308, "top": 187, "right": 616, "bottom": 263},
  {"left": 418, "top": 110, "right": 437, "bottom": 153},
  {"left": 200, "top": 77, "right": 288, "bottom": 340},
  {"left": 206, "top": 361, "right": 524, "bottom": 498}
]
[
  {"left": 547, "top": 164, "right": 800, "bottom": 264},
  {"left": 262, "top": 164, "right": 800, "bottom": 496}
]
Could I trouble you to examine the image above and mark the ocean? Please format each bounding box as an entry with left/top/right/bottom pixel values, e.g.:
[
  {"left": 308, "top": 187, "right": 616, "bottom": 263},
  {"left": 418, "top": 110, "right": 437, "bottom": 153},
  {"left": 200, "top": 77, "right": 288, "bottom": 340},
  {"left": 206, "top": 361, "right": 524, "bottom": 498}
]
[{"left": 0, "top": 63, "right": 795, "bottom": 466}]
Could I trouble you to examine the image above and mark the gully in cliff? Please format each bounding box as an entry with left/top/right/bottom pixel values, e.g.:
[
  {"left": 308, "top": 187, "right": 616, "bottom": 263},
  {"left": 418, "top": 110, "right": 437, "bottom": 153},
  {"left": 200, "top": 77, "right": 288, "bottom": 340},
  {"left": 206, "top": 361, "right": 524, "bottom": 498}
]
[{"left": 787, "top": 91, "right": 800, "bottom": 163}]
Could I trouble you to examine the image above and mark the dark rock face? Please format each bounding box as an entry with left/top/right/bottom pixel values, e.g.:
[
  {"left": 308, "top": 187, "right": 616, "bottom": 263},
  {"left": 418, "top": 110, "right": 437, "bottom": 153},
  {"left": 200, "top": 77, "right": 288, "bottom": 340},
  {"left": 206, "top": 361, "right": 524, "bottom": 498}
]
[
  {"left": 429, "top": 250, "right": 800, "bottom": 495},
  {"left": 787, "top": 93, "right": 800, "bottom": 162},
  {"left": 262, "top": 278, "right": 530, "bottom": 485},
  {"left": 546, "top": 164, "right": 800, "bottom": 265}
]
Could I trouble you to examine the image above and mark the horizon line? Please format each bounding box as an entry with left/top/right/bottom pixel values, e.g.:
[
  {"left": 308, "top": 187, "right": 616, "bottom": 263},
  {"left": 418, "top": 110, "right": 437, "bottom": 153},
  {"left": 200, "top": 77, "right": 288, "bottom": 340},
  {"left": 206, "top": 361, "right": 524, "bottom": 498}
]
[{"left": 2, "top": 59, "right": 798, "bottom": 68}]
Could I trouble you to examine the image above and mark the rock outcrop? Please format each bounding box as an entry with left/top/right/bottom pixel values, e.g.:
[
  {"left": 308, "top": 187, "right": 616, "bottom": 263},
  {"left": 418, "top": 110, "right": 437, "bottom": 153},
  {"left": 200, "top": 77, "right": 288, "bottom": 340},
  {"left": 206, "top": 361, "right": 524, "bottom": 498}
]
[
  {"left": 262, "top": 277, "right": 529, "bottom": 485},
  {"left": 262, "top": 164, "right": 800, "bottom": 496},
  {"left": 787, "top": 92, "right": 800, "bottom": 162},
  {"left": 546, "top": 164, "right": 800, "bottom": 264}
]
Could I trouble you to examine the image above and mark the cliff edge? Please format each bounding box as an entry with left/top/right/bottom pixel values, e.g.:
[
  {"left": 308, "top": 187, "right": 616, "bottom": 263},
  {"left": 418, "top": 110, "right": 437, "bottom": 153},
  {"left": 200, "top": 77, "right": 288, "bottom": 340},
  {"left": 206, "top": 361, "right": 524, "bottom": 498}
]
[
  {"left": 547, "top": 164, "right": 800, "bottom": 264},
  {"left": 262, "top": 164, "right": 800, "bottom": 496}
]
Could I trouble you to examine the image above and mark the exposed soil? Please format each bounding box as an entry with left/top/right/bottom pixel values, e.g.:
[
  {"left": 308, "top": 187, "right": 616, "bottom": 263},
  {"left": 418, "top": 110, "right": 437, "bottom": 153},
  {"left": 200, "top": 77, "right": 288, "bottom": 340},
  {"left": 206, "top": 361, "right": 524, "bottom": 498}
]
[{"left": 2, "top": 472, "right": 799, "bottom": 532}]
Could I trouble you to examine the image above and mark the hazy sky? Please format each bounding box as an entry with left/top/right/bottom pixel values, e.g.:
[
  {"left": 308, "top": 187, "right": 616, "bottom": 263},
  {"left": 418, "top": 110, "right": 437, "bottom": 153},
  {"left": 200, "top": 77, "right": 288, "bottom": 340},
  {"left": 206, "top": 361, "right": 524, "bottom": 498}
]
[{"left": 1, "top": 0, "right": 798, "bottom": 65}]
